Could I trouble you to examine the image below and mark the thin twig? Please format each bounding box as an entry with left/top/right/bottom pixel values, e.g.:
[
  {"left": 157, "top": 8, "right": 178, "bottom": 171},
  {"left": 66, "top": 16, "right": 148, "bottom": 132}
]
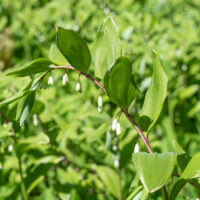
[{"left": 52, "top": 65, "right": 107, "bottom": 94}]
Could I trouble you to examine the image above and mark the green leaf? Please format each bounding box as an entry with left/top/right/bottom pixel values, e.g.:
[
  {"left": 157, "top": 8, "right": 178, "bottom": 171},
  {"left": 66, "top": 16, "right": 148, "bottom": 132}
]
[
  {"left": 0, "top": 90, "right": 30, "bottom": 107},
  {"left": 56, "top": 27, "right": 91, "bottom": 72},
  {"left": 169, "top": 179, "right": 187, "bottom": 200},
  {"left": 25, "top": 155, "right": 63, "bottom": 194},
  {"left": 127, "top": 186, "right": 143, "bottom": 200},
  {"left": 0, "top": 73, "right": 43, "bottom": 107},
  {"left": 169, "top": 153, "right": 200, "bottom": 200},
  {"left": 94, "top": 16, "right": 121, "bottom": 79},
  {"left": 139, "top": 50, "right": 168, "bottom": 131},
  {"left": 180, "top": 152, "right": 200, "bottom": 179},
  {"left": 6, "top": 58, "right": 52, "bottom": 77},
  {"left": 49, "top": 44, "right": 68, "bottom": 66},
  {"left": 16, "top": 91, "right": 36, "bottom": 126},
  {"left": 132, "top": 152, "right": 176, "bottom": 193},
  {"left": 96, "top": 166, "right": 121, "bottom": 199},
  {"left": 172, "top": 140, "right": 185, "bottom": 154},
  {"left": 104, "top": 56, "right": 139, "bottom": 111}
]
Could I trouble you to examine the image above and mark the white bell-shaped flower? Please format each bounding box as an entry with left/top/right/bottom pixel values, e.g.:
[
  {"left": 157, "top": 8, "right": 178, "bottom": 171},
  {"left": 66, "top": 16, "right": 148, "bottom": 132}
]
[
  {"left": 98, "top": 106, "right": 102, "bottom": 113},
  {"left": 48, "top": 75, "right": 54, "bottom": 85},
  {"left": 62, "top": 73, "right": 68, "bottom": 85},
  {"left": 33, "top": 114, "right": 38, "bottom": 126},
  {"left": 114, "top": 159, "right": 119, "bottom": 168},
  {"left": 112, "top": 119, "right": 117, "bottom": 131},
  {"left": 98, "top": 96, "right": 103, "bottom": 113},
  {"left": 76, "top": 81, "right": 81, "bottom": 92},
  {"left": 134, "top": 143, "right": 140, "bottom": 153},
  {"left": 112, "top": 145, "right": 117, "bottom": 151},
  {"left": 8, "top": 144, "right": 13, "bottom": 152},
  {"left": 116, "top": 122, "right": 121, "bottom": 135}
]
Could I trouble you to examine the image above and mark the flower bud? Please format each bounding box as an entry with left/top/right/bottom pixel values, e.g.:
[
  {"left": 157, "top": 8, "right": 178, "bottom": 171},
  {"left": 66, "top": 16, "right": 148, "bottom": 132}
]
[
  {"left": 48, "top": 75, "right": 54, "bottom": 85},
  {"left": 112, "top": 119, "right": 117, "bottom": 131},
  {"left": 116, "top": 122, "right": 121, "bottom": 135},
  {"left": 62, "top": 73, "right": 68, "bottom": 85},
  {"left": 134, "top": 143, "right": 140, "bottom": 153},
  {"left": 76, "top": 81, "right": 81, "bottom": 92}
]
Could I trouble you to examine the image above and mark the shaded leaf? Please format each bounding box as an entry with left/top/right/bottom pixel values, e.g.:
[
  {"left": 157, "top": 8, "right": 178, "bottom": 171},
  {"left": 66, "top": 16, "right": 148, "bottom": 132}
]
[
  {"left": 16, "top": 91, "right": 36, "bottom": 126},
  {"left": 104, "top": 56, "right": 139, "bottom": 111},
  {"left": 57, "top": 27, "right": 91, "bottom": 72}
]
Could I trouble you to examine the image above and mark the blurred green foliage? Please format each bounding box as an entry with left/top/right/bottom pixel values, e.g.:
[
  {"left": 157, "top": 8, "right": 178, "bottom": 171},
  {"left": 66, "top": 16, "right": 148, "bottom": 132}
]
[{"left": 0, "top": 0, "right": 200, "bottom": 199}]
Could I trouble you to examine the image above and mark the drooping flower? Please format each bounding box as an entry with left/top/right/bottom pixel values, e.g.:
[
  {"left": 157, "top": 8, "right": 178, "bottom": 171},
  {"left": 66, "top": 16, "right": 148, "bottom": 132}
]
[
  {"left": 76, "top": 81, "right": 82, "bottom": 92},
  {"left": 134, "top": 143, "right": 140, "bottom": 153},
  {"left": 48, "top": 75, "right": 54, "bottom": 85},
  {"left": 98, "top": 96, "right": 103, "bottom": 113},
  {"left": 116, "top": 122, "right": 121, "bottom": 135},
  {"left": 112, "top": 119, "right": 117, "bottom": 131},
  {"left": 62, "top": 73, "right": 68, "bottom": 85}
]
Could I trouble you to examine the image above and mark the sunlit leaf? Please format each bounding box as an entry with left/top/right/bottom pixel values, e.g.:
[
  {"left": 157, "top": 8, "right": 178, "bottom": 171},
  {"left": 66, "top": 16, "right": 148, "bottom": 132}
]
[
  {"left": 6, "top": 58, "right": 52, "bottom": 77},
  {"left": 132, "top": 152, "right": 176, "bottom": 193},
  {"left": 180, "top": 152, "right": 200, "bottom": 179},
  {"left": 94, "top": 16, "right": 121, "bottom": 79},
  {"left": 96, "top": 166, "right": 121, "bottom": 199},
  {"left": 139, "top": 50, "right": 168, "bottom": 131},
  {"left": 49, "top": 44, "right": 68, "bottom": 66}
]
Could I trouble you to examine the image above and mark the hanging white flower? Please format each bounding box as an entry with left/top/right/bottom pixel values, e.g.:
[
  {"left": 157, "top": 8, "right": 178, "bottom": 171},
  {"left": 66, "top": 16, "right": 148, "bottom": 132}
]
[
  {"left": 62, "top": 73, "right": 68, "bottom": 85},
  {"left": 8, "top": 144, "right": 13, "bottom": 152},
  {"left": 98, "top": 106, "right": 102, "bottom": 113},
  {"left": 76, "top": 81, "right": 81, "bottom": 92},
  {"left": 134, "top": 143, "right": 140, "bottom": 153},
  {"left": 48, "top": 75, "right": 54, "bottom": 85},
  {"left": 98, "top": 96, "right": 103, "bottom": 113},
  {"left": 112, "top": 119, "right": 117, "bottom": 131},
  {"left": 112, "top": 145, "right": 117, "bottom": 151},
  {"left": 33, "top": 114, "right": 38, "bottom": 126},
  {"left": 116, "top": 122, "right": 121, "bottom": 135},
  {"left": 98, "top": 96, "right": 102, "bottom": 107},
  {"left": 114, "top": 159, "right": 119, "bottom": 168}
]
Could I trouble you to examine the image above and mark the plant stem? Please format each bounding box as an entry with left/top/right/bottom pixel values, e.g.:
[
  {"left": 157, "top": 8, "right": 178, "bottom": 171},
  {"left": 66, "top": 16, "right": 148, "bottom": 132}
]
[
  {"left": 161, "top": 187, "right": 168, "bottom": 200},
  {"left": 52, "top": 66, "right": 107, "bottom": 94},
  {"left": 53, "top": 65, "right": 169, "bottom": 199},
  {"left": 18, "top": 155, "right": 28, "bottom": 200},
  {"left": 124, "top": 111, "right": 153, "bottom": 153}
]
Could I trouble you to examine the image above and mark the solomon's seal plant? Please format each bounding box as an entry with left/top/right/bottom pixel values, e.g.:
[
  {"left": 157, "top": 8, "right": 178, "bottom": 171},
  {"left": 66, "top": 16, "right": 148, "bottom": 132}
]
[{"left": 1, "top": 16, "right": 200, "bottom": 200}]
